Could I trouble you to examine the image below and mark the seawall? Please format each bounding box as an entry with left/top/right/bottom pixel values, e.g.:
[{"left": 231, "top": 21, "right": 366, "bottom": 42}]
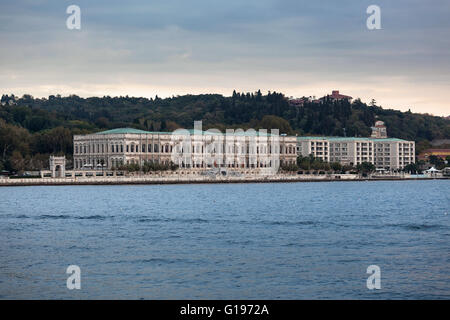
[{"left": 0, "top": 174, "right": 446, "bottom": 186}]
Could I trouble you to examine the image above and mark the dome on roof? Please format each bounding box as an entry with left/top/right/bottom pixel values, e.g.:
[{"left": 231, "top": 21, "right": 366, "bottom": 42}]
[{"left": 95, "top": 128, "right": 150, "bottom": 134}]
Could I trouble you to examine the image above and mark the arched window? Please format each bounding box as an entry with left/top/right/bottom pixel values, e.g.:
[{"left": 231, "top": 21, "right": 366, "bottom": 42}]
[{"left": 148, "top": 144, "right": 152, "bottom": 153}]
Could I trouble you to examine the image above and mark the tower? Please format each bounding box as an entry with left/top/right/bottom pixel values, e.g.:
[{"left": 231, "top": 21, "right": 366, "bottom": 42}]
[{"left": 371, "top": 121, "right": 387, "bottom": 138}]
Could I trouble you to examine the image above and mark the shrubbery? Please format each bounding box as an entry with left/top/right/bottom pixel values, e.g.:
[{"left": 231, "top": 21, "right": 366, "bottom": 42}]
[{"left": 116, "top": 161, "right": 178, "bottom": 173}]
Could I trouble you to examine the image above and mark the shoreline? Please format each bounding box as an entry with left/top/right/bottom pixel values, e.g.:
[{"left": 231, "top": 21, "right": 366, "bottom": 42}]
[{"left": 0, "top": 175, "right": 447, "bottom": 187}]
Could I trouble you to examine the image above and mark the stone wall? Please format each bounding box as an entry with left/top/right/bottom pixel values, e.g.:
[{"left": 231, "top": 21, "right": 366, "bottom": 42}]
[{"left": 1, "top": 173, "right": 361, "bottom": 186}]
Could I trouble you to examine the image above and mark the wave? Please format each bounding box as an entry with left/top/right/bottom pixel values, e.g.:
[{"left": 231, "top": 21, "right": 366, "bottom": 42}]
[
  {"left": 387, "top": 223, "right": 449, "bottom": 231},
  {"left": 137, "top": 217, "right": 210, "bottom": 224},
  {"left": 36, "top": 214, "right": 113, "bottom": 220},
  {"left": 105, "top": 257, "right": 190, "bottom": 265},
  {"left": 261, "top": 220, "right": 317, "bottom": 226}
]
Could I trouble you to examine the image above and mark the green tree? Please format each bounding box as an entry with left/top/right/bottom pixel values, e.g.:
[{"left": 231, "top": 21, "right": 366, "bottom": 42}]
[
  {"left": 356, "top": 162, "right": 375, "bottom": 175},
  {"left": 10, "top": 150, "right": 25, "bottom": 172},
  {"left": 330, "top": 162, "right": 342, "bottom": 172},
  {"left": 258, "top": 115, "right": 293, "bottom": 135},
  {"left": 404, "top": 163, "right": 419, "bottom": 174}
]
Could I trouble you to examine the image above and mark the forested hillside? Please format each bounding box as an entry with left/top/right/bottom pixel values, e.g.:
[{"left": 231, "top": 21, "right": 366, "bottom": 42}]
[{"left": 1, "top": 91, "right": 449, "bottom": 172}]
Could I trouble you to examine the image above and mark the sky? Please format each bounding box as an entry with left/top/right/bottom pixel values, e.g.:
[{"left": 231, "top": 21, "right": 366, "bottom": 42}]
[{"left": 1, "top": 0, "right": 449, "bottom": 116}]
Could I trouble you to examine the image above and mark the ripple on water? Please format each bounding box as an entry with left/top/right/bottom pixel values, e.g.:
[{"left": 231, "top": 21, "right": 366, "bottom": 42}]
[{"left": 0, "top": 180, "right": 449, "bottom": 299}]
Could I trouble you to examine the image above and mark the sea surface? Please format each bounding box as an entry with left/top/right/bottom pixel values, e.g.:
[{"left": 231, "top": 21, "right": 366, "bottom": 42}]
[{"left": 0, "top": 180, "right": 449, "bottom": 299}]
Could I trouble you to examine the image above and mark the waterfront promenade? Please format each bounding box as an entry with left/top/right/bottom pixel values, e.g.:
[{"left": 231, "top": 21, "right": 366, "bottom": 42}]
[{"left": 0, "top": 172, "right": 445, "bottom": 186}]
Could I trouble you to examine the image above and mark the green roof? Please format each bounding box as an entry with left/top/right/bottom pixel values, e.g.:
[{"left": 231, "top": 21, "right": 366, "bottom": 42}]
[
  {"left": 95, "top": 128, "right": 172, "bottom": 135},
  {"left": 95, "top": 128, "right": 148, "bottom": 134},
  {"left": 297, "top": 136, "right": 409, "bottom": 142},
  {"left": 95, "top": 128, "right": 280, "bottom": 137},
  {"left": 94, "top": 128, "right": 408, "bottom": 142},
  {"left": 186, "top": 129, "right": 277, "bottom": 136}
]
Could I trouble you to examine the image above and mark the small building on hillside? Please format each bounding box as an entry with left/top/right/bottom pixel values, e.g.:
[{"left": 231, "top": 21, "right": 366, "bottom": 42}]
[
  {"left": 319, "top": 90, "right": 353, "bottom": 103},
  {"left": 418, "top": 149, "right": 450, "bottom": 161}
]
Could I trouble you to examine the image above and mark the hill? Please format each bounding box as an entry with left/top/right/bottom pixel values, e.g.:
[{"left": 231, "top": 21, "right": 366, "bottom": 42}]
[{"left": 1, "top": 91, "right": 449, "bottom": 171}]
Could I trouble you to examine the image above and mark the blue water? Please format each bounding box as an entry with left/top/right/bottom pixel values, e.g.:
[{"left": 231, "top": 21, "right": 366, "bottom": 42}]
[{"left": 0, "top": 180, "right": 449, "bottom": 299}]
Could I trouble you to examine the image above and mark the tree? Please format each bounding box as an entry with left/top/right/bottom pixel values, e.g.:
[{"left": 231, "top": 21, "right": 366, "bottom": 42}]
[
  {"left": 428, "top": 155, "right": 445, "bottom": 169},
  {"left": 0, "top": 91, "right": 448, "bottom": 172},
  {"left": 404, "top": 163, "right": 419, "bottom": 174},
  {"left": 258, "top": 115, "right": 293, "bottom": 135},
  {"left": 356, "top": 162, "right": 375, "bottom": 175},
  {"left": 341, "top": 164, "right": 355, "bottom": 173},
  {"left": 10, "top": 150, "right": 25, "bottom": 172},
  {"left": 330, "top": 162, "right": 342, "bottom": 172},
  {"left": 280, "top": 163, "right": 299, "bottom": 172}
]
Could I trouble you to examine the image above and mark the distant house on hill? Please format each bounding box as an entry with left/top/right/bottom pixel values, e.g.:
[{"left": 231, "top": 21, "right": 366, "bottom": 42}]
[
  {"left": 319, "top": 90, "right": 353, "bottom": 103},
  {"left": 289, "top": 90, "right": 352, "bottom": 106},
  {"left": 288, "top": 97, "right": 309, "bottom": 107}
]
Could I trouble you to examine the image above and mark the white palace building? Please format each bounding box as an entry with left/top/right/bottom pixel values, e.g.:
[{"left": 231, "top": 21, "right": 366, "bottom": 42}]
[
  {"left": 73, "top": 127, "right": 298, "bottom": 171},
  {"left": 73, "top": 121, "right": 415, "bottom": 172}
]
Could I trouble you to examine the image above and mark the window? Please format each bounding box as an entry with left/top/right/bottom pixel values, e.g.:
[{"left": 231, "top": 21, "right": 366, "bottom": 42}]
[{"left": 148, "top": 144, "right": 152, "bottom": 153}]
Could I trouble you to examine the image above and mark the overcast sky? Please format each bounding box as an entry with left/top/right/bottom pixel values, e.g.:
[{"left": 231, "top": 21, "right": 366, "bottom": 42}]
[{"left": 1, "top": 0, "right": 449, "bottom": 115}]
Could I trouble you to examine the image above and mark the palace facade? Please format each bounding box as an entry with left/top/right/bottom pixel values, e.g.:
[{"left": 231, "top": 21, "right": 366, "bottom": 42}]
[
  {"left": 74, "top": 121, "right": 415, "bottom": 172},
  {"left": 73, "top": 128, "right": 298, "bottom": 170}
]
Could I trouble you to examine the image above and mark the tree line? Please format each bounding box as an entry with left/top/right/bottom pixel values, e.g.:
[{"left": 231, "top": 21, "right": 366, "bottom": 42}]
[{"left": 1, "top": 92, "right": 449, "bottom": 172}]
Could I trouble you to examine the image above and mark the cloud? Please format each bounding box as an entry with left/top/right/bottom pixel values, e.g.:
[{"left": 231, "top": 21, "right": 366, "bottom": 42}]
[{"left": 0, "top": 0, "right": 449, "bottom": 115}]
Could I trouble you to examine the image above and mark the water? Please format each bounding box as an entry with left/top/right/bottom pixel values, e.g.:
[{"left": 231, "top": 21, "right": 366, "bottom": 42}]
[{"left": 0, "top": 180, "right": 449, "bottom": 299}]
